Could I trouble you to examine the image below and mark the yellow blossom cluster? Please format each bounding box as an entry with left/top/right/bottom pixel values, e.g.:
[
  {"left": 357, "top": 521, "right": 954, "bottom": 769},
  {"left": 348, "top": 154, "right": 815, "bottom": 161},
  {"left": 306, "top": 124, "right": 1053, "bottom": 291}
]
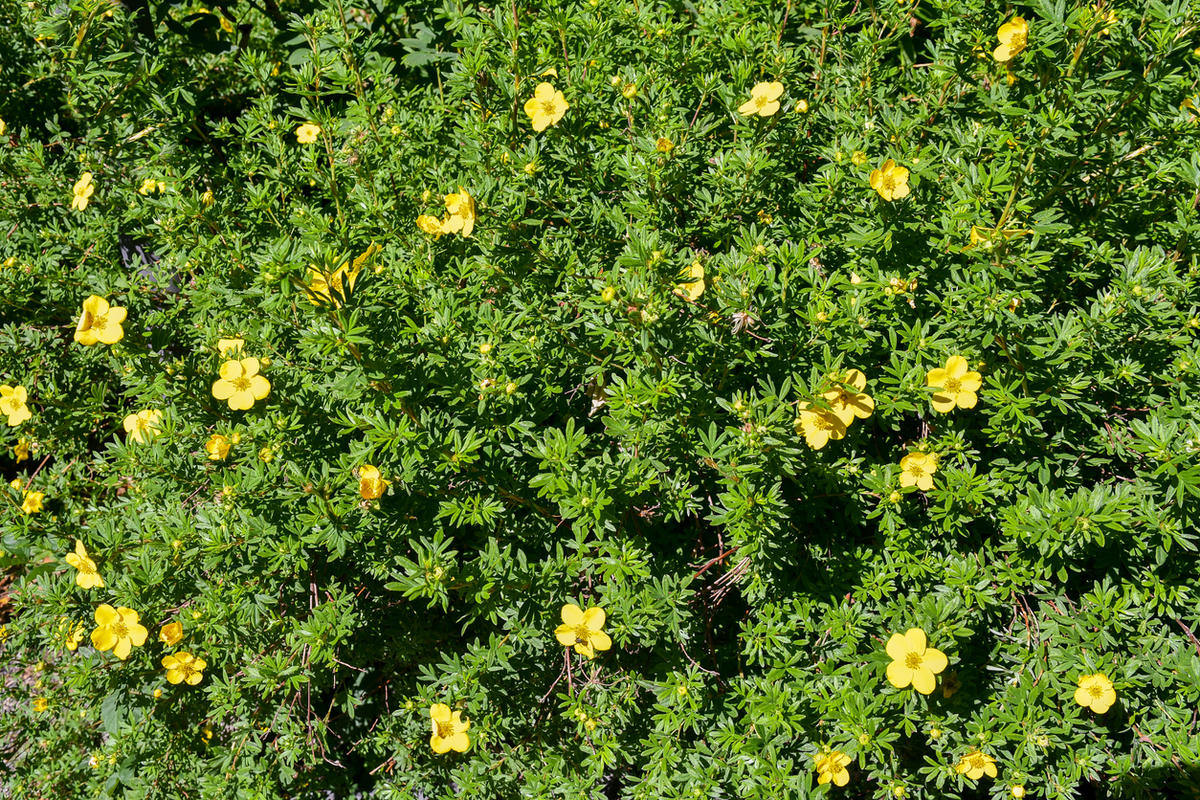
[{"left": 794, "top": 369, "right": 874, "bottom": 450}]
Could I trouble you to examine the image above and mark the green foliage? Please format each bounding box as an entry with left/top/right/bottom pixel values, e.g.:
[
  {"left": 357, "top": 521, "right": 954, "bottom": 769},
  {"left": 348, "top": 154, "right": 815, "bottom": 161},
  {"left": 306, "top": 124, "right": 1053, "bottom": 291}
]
[{"left": 2, "top": 0, "right": 1200, "bottom": 797}]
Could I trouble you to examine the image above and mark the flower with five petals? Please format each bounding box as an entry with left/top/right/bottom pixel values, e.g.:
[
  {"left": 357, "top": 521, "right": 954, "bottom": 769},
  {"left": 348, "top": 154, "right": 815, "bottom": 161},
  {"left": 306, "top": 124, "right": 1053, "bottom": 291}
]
[
  {"left": 555, "top": 603, "right": 612, "bottom": 659},
  {"left": 885, "top": 627, "right": 948, "bottom": 695},
  {"left": 212, "top": 358, "right": 271, "bottom": 411}
]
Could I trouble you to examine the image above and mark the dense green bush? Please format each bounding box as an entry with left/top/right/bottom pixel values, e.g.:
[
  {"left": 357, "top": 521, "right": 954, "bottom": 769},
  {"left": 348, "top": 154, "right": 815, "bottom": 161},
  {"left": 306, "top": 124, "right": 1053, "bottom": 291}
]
[{"left": 3, "top": 0, "right": 1200, "bottom": 797}]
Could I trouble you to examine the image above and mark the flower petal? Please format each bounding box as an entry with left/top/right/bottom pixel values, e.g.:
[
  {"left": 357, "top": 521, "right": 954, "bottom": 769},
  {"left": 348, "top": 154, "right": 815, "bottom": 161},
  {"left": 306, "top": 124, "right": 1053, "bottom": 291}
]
[
  {"left": 560, "top": 603, "right": 584, "bottom": 627},
  {"left": 921, "top": 647, "right": 948, "bottom": 675},
  {"left": 910, "top": 667, "right": 936, "bottom": 695},
  {"left": 886, "top": 660, "right": 913, "bottom": 689},
  {"left": 91, "top": 627, "right": 116, "bottom": 651},
  {"left": 582, "top": 606, "right": 606, "bottom": 631},
  {"left": 904, "top": 628, "right": 927, "bottom": 653},
  {"left": 885, "top": 633, "right": 909, "bottom": 661},
  {"left": 554, "top": 624, "right": 577, "bottom": 647},
  {"left": 95, "top": 604, "right": 119, "bottom": 626},
  {"left": 930, "top": 393, "right": 957, "bottom": 414}
]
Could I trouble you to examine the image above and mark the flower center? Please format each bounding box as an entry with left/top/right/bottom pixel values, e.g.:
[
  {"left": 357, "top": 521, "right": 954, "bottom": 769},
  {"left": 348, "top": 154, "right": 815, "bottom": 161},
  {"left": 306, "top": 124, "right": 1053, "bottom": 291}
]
[
  {"left": 907, "top": 464, "right": 927, "bottom": 477},
  {"left": 882, "top": 174, "right": 898, "bottom": 191},
  {"left": 572, "top": 625, "right": 591, "bottom": 644},
  {"left": 232, "top": 377, "right": 252, "bottom": 392},
  {"left": 1011, "top": 32, "right": 1026, "bottom": 49},
  {"left": 435, "top": 719, "right": 455, "bottom": 738},
  {"left": 943, "top": 377, "right": 961, "bottom": 393},
  {"left": 970, "top": 755, "right": 985, "bottom": 768},
  {"left": 179, "top": 662, "right": 196, "bottom": 679},
  {"left": 111, "top": 622, "right": 129, "bottom": 639},
  {"left": 540, "top": 99, "right": 558, "bottom": 116},
  {"left": 1088, "top": 684, "right": 1104, "bottom": 698},
  {"left": 904, "top": 652, "right": 923, "bottom": 669}
]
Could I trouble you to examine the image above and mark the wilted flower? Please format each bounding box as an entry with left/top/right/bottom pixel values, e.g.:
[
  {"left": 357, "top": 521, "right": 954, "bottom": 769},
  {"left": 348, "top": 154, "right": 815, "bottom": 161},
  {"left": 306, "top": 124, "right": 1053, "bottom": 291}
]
[
  {"left": 159, "top": 621, "right": 184, "bottom": 646},
  {"left": 358, "top": 464, "right": 390, "bottom": 500},
  {"left": 205, "top": 433, "right": 231, "bottom": 461}
]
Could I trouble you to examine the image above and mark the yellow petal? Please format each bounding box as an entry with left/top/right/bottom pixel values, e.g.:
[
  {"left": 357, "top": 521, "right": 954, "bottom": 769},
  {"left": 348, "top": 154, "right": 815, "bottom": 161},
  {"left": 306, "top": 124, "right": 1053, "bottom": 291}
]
[
  {"left": 113, "top": 637, "right": 132, "bottom": 660},
  {"left": 95, "top": 604, "right": 119, "bottom": 626},
  {"left": 212, "top": 380, "right": 235, "bottom": 401},
  {"left": 930, "top": 393, "right": 957, "bottom": 414},
  {"left": 886, "top": 660, "right": 913, "bottom": 689},
  {"left": 582, "top": 606, "right": 606, "bottom": 631},
  {"left": 910, "top": 667, "right": 936, "bottom": 695},
  {"left": 885, "top": 632, "right": 910, "bottom": 661},
  {"left": 560, "top": 603, "right": 584, "bottom": 627},
  {"left": 588, "top": 630, "right": 612, "bottom": 652},
  {"left": 903, "top": 628, "right": 927, "bottom": 653},
  {"left": 921, "top": 647, "right": 948, "bottom": 674},
  {"left": 219, "top": 360, "right": 243, "bottom": 381},
  {"left": 554, "top": 624, "right": 577, "bottom": 647},
  {"left": 91, "top": 627, "right": 116, "bottom": 652}
]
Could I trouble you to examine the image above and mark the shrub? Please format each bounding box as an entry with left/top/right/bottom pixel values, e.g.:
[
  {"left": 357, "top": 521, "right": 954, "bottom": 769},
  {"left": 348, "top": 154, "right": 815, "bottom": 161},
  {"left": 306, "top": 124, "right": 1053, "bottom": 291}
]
[{"left": 2, "top": 0, "right": 1200, "bottom": 797}]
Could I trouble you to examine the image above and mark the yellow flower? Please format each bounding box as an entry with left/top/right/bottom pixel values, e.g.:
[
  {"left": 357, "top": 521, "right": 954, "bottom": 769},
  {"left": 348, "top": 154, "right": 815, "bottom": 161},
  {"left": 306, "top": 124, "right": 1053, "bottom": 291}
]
[
  {"left": 61, "top": 618, "right": 86, "bottom": 651},
  {"left": 13, "top": 437, "right": 31, "bottom": 462},
  {"left": 205, "top": 433, "right": 231, "bottom": 461},
  {"left": 0, "top": 384, "right": 32, "bottom": 426},
  {"left": 217, "top": 337, "right": 245, "bottom": 357},
  {"left": 358, "top": 464, "right": 390, "bottom": 500},
  {"left": 885, "top": 627, "right": 948, "bottom": 694},
  {"left": 33, "top": 697, "right": 49, "bottom": 713},
  {"left": 814, "top": 750, "right": 852, "bottom": 787},
  {"left": 674, "top": 261, "right": 705, "bottom": 301},
  {"left": 74, "top": 295, "right": 126, "bottom": 345},
  {"left": 1074, "top": 672, "right": 1116, "bottom": 714},
  {"left": 0, "top": 118, "right": 6, "bottom": 136},
  {"left": 523, "top": 81, "right": 570, "bottom": 132},
  {"left": 927, "top": 355, "right": 982, "bottom": 413},
  {"left": 416, "top": 214, "right": 445, "bottom": 236},
  {"left": 162, "top": 651, "right": 206, "bottom": 685},
  {"left": 821, "top": 370, "right": 874, "bottom": 426},
  {"left": 123, "top": 409, "right": 163, "bottom": 444},
  {"left": 295, "top": 122, "right": 322, "bottom": 143},
  {"left": 212, "top": 358, "right": 271, "bottom": 411},
  {"left": 956, "top": 751, "right": 998, "bottom": 781},
  {"left": 71, "top": 172, "right": 95, "bottom": 211},
  {"left": 738, "top": 81, "right": 784, "bottom": 117},
  {"left": 656, "top": 137, "right": 674, "bottom": 153},
  {"left": 1093, "top": 6, "right": 1117, "bottom": 35},
  {"left": 869, "top": 159, "right": 910, "bottom": 201},
  {"left": 796, "top": 98, "right": 809, "bottom": 113},
  {"left": 554, "top": 603, "right": 612, "bottom": 659},
  {"left": 794, "top": 403, "right": 847, "bottom": 450},
  {"left": 441, "top": 188, "right": 476, "bottom": 238},
  {"left": 159, "top": 621, "right": 184, "bottom": 646},
  {"left": 90, "top": 604, "right": 148, "bottom": 660},
  {"left": 851, "top": 150, "right": 867, "bottom": 165},
  {"left": 1012, "top": 786, "right": 1026, "bottom": 798},
  {"left": 899, "top": 451, "right": 937, "bottom": 491},
  {"left": 429, "top": 703, "right": 471, "bottom": 753},
  {"left": 993, "top": 16, "right": 1028, "bottom": 62},
  {"left": 21, "top": 490, "right": 44, "bottom": 515},
  {"left": 65, "top": 539, "right": 105, "bottom": 589},
  {"left": 138, "top": 178, "right": 158, "bottom": 195}
]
